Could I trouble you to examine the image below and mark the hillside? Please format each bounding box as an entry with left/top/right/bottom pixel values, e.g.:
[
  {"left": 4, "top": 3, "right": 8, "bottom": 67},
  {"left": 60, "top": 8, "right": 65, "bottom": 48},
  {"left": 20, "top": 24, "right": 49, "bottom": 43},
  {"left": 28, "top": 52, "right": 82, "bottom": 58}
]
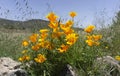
[
  {"left": 0, "top": 18, "right": 49, "bottom": 31},
  {"left": 0, "top": 18, "right": 83, "bottom": 32}
]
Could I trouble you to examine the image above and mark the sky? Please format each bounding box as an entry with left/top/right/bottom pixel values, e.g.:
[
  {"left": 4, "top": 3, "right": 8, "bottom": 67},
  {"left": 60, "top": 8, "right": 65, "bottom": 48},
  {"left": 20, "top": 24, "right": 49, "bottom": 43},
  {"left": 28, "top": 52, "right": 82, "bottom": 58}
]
[{"left": 0, "top": 0, "right": 120, "bottom": 28}]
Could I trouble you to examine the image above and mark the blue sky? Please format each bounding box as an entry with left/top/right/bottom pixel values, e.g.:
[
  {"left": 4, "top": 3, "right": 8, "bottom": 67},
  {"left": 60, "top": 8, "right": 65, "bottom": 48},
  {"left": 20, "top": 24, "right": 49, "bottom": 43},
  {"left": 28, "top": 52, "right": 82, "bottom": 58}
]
[{"left": 0, "top": 0, "right": 120, "bottom": 27}]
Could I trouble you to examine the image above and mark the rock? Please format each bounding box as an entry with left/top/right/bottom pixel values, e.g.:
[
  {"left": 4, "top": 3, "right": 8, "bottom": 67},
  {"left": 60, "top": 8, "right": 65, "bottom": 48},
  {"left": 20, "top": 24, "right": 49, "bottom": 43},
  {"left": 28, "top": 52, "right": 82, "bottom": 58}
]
[
  {"left": 96, "top": 56, "right": 120, "bottom": 76},
  {"left": 6, "top": 69, "right": 28, "bottom": 76},
  {"left": 97, "top": 56, "right": 120, "bottom": 71},
  {"left": 0, "top": 57, "right": 28, "bottom": 76},
  {"left": 59, "top": 64, "right": 78, "bottom": 76}
]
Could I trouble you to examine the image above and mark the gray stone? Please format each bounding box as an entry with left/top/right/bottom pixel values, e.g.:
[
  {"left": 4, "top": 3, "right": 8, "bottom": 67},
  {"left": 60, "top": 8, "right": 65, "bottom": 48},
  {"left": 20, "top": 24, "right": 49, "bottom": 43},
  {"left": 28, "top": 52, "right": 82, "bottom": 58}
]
[
  {"left": 6, "top": 69, "right": 28, "bottom": 76},
  {"left": 97, "top": 56, "right": 120, "bottom": 71},
  {"left": 59, "top": 64, "right": 78, "bottom": 76},
  {"left": 96, "top": 56, "right": 120, "bottom": 76},
  {"left": 0, "top": 57, "right": 28, "bottom": 76}
]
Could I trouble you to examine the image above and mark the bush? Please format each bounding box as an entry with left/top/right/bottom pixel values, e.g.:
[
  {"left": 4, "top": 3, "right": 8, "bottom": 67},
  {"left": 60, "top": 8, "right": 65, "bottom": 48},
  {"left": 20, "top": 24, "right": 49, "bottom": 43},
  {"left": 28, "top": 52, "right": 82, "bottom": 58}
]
[{"left": 18, "top": 12, "right": 103, "bottom": 76}]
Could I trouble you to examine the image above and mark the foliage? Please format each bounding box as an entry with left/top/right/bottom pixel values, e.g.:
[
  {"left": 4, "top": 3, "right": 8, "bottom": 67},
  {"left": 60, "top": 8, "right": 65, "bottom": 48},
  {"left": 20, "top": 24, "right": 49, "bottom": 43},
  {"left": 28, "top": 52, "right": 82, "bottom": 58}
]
[
  {"left": 0, "top": 1, "right": 120, "bottom": 75},
  {"left": 0, "top": 31, "right": 29, "bottom": 60},
  {"left": 18, "top": 12, "right": 104, "bottom": 76},
  {"left": 110, "top": 11, "right": 120, "bottom": 55}
]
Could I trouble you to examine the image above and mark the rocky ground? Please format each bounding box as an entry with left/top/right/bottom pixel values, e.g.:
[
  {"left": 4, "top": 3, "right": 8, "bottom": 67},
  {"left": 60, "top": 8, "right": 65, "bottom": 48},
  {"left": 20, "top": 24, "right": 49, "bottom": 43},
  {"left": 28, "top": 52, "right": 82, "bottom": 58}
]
[{"left": 0, "top": 56, "right": 120, "bottom": 76}]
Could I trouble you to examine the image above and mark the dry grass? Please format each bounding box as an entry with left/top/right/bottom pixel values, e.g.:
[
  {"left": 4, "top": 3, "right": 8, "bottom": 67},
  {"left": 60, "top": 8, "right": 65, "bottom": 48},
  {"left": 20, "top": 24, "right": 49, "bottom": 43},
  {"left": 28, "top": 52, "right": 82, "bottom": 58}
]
[{"left": 0, "top": 29, "right": 31, "bottom": 60}]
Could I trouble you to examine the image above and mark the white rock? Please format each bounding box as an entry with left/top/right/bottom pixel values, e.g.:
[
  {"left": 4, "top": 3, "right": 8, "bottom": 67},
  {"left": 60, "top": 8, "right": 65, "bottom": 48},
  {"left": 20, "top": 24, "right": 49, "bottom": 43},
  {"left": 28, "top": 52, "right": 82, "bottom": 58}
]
[{"left": 0, "top": 57, "right": 27, "bottom": 76}]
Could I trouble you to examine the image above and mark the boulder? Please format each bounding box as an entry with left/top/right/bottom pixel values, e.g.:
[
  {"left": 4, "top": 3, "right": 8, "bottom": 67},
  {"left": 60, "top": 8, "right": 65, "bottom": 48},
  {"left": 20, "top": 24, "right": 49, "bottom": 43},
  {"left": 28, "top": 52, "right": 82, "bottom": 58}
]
[
  {"left": 96, "top": 56, "right": 120, "bottom": 76},
  {"left": 59, "top": 64, "right": 78, "bottom": 76},
  {"left": 0, "top": 57, "right": 27, "bottom": 76}
]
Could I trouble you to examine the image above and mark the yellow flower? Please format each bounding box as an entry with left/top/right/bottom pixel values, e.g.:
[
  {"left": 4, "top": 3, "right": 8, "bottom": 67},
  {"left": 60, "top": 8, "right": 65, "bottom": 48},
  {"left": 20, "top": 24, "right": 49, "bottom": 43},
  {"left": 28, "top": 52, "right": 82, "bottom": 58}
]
[
  {"left": 40, "top": 33, "right": 48, "bottom": 39},
  {"left": 57, "top": 44, "right": 69, "bottom": 53},
  {"left": 29, "top": 34, "right": 38, "bottom": 43},
  {"left": 34, "top": 54, "right": 46, "bottom": 63},
  {"left": 69, "top": 11, "right": 77, "bottom": 18},
  {"left": 39, "top": 33, "right": 48, "bottom": 42},
  {"left": 25, "top": 56, "right": 30, "bottom": 60},
  {"left": 86, "top": 39, "right": 94, "bottom": 46},
  {"left": 60, "top": 24, "right": 74, "bottom": 35},
  {"left": 21, "top": 50, "right": 28, "bottom": 54},
  {"left": 18, "top": 57, "right": 23, "bottom": 62},
  {"left": 32, "top": 44, "right": 40, "bottom": 51},
  {"left": 44, "top": 41, "right": 53, "bottom": 50},
  {"left": 86, "top": 35, "right": 93, "bottom": 40},
  {"left": 92, "top": 35, "right": 102, "bottom": 41},
  {"left": 52, "top": 32, "right": 64, "bottom": 38},
  {"left": 38, "top": 38, "right": 44, "bottom": 42},
  {"left": 65, "top": 33, "right": 78, "bottom": 45},
  {"left": 22, "top": 40, "right": 29, "bottom": 47},
  {"left": 64, "top": 28, "right": 74, "bottom": 35},
  {"left": 53, "top": 27, "right": 60, "bottom": 33},
  {"left": 60, "top": 24, "right": 68, "bottom": 31},
  {"left": 39, "top": 41, "right": 44, "bottom": 48},
  {"left": 46, "top": 12, "right": 58, "bottom": 22},
  {"left": 39, "top": 29, "right": 49, "bottom": 33},
  {"left": 18, "top": 55, "right": 30, "bottom": 62},
  {"left": 65, "top": 20, "right": 74, "bottom": 27},
  {"left": 39, "top": 41, "right": 53, "bottom": 50},
  {"left": 84, "top": 25, "right": 95, "bottom": 33},
  {"left": 48, "top": 22, "right": 58, "bottom": 29},
  {"left": 86, "top": 34, "right": 102, "bottom": 46},
  {"left": 115, "top": 56, "right": 120, "bottom": 61}
]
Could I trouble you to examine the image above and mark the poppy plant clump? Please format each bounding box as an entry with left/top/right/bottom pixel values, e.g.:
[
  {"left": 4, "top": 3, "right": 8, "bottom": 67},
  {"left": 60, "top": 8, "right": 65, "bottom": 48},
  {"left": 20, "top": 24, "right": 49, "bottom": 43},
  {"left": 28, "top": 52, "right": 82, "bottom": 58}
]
[
  {"left": 19, "top": 11, "right": 78, "bottom": 63},
  {"left": 18, "top": 11, "right": 103, "bottom": 76}
]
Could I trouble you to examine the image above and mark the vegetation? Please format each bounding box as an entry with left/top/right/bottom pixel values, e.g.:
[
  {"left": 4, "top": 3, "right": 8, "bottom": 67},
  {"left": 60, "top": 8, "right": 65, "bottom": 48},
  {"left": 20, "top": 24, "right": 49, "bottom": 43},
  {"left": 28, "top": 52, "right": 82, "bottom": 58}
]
[
  {"left": 17, "top": 11, "right": 108, "bottom": 76},
  {"left": 0, "top": 1, "right": 120, "bottom": 75}
]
